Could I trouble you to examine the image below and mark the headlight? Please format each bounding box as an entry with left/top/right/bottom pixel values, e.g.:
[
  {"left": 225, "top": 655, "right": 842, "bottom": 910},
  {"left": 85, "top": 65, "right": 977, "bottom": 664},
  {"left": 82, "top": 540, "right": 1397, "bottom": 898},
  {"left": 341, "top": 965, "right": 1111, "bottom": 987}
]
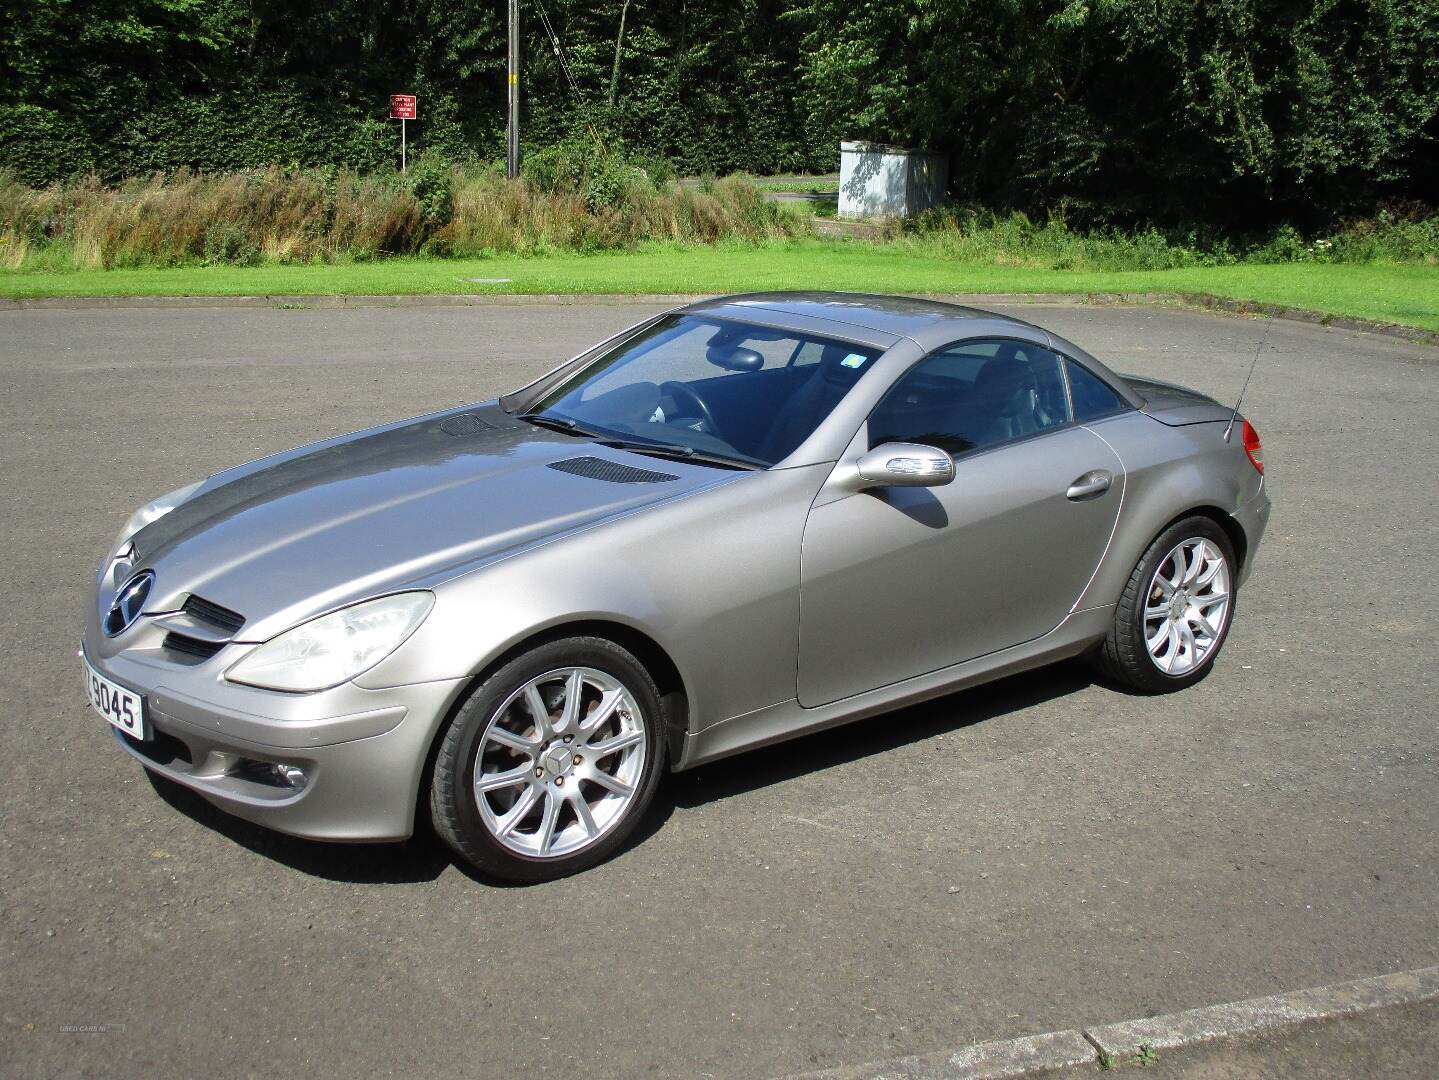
[
  {"left": 112, "top": 480, "right": 205, "bottom": 553},
  {"left": 225, "top": 592, "right": 435, "bottom": 692}
]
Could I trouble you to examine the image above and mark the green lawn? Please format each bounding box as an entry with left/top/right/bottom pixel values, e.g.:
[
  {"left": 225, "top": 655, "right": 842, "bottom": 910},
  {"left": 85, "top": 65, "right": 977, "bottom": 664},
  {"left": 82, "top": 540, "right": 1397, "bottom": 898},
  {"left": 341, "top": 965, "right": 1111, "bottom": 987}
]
[
  {"left": 750, "top": 179, "right": 839, "bottom": 194},
  {"left": 3, "top": 241, "right": 1436, "bottom": 332}
]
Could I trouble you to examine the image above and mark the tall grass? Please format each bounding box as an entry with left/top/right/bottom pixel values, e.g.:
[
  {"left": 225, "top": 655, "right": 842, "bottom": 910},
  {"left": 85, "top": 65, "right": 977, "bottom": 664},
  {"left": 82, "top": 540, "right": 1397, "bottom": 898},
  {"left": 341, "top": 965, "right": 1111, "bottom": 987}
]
[
  {"left": 437, "top": 173, "right": 795, "bottom": 256},
  {"left": 0, "top": 159, "right": 805, "bottom": 270},
  {"left": 2, "top": 161, "right": 1434, "bottom": 272}
]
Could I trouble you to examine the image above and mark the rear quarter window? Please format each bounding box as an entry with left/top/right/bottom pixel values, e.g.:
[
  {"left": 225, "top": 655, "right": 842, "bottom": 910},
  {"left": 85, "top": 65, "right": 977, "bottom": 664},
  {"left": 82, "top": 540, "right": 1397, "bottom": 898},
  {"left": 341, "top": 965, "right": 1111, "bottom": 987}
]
[{"left": 1067, "top": 359, "right": 1127, "bottom": 421}]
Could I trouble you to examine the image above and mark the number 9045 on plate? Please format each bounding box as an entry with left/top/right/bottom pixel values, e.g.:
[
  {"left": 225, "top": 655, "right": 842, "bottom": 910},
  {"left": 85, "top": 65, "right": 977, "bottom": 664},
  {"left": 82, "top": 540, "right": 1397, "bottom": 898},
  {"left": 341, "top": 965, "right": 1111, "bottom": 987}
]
[{"left": 84, "top": 656, "right": 149, "bottom": 740}]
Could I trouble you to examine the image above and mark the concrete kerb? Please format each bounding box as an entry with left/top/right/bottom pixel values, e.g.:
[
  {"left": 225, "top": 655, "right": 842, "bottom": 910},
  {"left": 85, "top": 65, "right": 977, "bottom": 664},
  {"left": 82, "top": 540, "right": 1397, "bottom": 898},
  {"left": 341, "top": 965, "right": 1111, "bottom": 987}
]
[
  {"left": 1, "top": 290, "right": 1435, "bottom": 348},
  {"left": 782, "top": 966, "right": 1439, "bottom": 1080},
  {"left": 1078, "top": 291, "right": 1439, "bottom": 348},
  {"left": 0, "top": 292, "right": 714, "bottom": 311}
]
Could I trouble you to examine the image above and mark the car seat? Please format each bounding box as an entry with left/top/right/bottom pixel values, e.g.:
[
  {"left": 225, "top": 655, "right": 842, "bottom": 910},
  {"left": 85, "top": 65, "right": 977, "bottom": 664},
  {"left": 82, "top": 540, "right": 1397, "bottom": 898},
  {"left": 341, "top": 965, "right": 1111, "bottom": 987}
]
[
  {"left": 759, "top": 344, "right": 868, "bottom": 462},
  {"left": 972, "top": 351, "right": 1054, "bottom": 444}
]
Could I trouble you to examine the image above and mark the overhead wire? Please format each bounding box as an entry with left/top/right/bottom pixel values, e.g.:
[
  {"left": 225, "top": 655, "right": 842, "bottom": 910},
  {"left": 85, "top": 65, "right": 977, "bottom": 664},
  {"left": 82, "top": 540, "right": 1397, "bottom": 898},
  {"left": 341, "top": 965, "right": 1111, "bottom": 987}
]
[
  {"left": 529, "top": 0, "right": 607, "bottom": 149},
  {"left": 533, "top": 0, "right": 586, "bottom": 104}
]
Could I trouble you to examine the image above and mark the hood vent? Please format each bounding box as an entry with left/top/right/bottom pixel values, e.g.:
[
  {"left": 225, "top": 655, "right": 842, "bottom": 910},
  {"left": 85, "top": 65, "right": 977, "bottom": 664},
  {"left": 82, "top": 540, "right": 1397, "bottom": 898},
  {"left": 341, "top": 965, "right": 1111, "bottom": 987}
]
[
  {"left": 160, "top": 594, "right": 245, "bottom": 662},
  {"left": 546, "top": 456, "right": 679, "bottom": 485},
  {"left": 182, "top": 594, "right": 245, "bottom": 635},
  {"left": 440, "top": 412, "right": 498, "bottom": 437},
  {"left": 163, "top": 632, "right": 226, "bottom": 660}
]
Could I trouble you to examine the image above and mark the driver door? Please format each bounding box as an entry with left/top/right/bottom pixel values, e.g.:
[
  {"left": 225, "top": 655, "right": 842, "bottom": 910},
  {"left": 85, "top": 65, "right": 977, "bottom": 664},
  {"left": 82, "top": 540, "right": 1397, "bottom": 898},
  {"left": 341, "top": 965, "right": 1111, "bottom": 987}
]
[{"left": 797, "top": 340, "right": 1124, "bottom": 707}]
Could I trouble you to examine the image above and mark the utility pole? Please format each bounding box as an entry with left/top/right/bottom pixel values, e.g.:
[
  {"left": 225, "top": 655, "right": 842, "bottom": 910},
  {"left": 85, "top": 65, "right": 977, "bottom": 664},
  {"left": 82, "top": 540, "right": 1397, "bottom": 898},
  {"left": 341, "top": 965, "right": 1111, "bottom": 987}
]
[
  {"left": 609, "top": 0, "right": 632, "bottom": 107},
  {"left": 507, "top": 0, "right": 519, "bottom": 179}
]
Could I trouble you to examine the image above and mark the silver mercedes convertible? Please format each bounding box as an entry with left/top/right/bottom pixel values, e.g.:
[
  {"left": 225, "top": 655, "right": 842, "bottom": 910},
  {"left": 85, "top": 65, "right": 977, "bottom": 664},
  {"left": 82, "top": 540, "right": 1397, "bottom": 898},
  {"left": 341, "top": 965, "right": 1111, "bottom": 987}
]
[{"left": 84, "top": 293, "right": 1270, "bottom": 881}]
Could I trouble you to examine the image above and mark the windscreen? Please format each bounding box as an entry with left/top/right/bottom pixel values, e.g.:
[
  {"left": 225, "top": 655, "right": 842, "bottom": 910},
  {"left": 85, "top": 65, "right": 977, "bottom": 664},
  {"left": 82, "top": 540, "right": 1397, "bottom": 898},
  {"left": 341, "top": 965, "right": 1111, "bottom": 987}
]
[{"left": 527, "top": 315, "right": 882, "bottom": 467}]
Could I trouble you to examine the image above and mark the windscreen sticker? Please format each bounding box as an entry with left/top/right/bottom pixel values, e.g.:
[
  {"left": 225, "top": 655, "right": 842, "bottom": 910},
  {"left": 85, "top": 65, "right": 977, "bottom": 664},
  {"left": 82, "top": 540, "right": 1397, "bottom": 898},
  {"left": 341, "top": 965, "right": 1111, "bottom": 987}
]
[{"left": 840, "top": 353, "right": 869, "bottom": 369}]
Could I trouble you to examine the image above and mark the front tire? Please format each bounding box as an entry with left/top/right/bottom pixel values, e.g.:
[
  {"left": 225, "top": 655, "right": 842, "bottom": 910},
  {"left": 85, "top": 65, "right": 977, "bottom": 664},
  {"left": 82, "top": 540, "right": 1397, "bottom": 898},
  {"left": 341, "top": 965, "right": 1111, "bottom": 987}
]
[
  {"left": 1094, "top": 516, "right": 1237, "bottom": 693},
  {"left": 430, "top": 637, "right": 666, "bottom": 883}
]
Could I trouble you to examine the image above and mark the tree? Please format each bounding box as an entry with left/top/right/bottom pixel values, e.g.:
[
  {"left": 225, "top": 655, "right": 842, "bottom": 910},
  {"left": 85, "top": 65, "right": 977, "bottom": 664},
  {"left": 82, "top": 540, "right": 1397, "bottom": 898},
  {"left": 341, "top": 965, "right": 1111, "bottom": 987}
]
[{"left": 787, "top": 0, "right": 1439, "bottom": 225}]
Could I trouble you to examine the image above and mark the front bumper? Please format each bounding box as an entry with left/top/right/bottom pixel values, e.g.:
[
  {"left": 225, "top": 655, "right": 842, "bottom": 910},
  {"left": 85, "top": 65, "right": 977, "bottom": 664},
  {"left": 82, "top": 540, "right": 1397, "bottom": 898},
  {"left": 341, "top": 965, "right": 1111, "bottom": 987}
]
[{"left": 86, "top": 642, "right": 466, "bottom": 841}]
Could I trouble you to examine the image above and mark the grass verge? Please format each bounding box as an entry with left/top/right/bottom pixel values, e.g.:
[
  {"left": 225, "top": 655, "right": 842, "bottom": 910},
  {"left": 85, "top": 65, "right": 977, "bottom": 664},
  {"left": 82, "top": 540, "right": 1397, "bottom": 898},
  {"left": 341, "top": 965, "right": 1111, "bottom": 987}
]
[{"left": 2, "top": 240, "right": 1436, "bottom": 332}]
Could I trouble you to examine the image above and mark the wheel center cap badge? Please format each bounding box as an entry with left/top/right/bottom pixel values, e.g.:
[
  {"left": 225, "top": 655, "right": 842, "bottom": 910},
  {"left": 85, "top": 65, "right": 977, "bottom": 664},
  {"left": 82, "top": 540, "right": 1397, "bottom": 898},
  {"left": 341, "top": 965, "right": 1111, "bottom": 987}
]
[{"left": 542, "top": 744, "right": 574, "bottom": 777}]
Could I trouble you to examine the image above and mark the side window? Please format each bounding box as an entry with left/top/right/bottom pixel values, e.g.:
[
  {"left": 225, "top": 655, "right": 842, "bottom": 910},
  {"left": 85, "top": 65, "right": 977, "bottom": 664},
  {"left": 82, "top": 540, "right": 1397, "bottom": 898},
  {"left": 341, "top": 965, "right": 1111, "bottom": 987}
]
[
  {"left": 870, "top": 340, "right": 1071, "bottom": 456},
  {"left": 1066, "top": 359, "right": 1127, "bottom": 421}
]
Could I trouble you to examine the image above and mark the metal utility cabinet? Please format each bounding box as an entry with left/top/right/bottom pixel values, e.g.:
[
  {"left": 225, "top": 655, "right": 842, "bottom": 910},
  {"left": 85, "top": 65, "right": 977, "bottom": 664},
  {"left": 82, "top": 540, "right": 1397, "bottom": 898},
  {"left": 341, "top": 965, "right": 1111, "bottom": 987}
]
[{"left": 838, "top": 141, "right": 948, "bottom": 219}]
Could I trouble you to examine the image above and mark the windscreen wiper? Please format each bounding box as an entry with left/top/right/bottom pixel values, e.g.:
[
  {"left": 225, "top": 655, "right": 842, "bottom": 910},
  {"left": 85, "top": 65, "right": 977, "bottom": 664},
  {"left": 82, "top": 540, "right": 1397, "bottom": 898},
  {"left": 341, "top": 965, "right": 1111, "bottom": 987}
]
[
  {"left": 520, "top": 413, "right": 600, "bottom": 438},
  {"left": 596, "top": 438, "right": 760, "bottom": 471},
  {"left": 523, "top": 414, "right": 758, "bottom": 470}
]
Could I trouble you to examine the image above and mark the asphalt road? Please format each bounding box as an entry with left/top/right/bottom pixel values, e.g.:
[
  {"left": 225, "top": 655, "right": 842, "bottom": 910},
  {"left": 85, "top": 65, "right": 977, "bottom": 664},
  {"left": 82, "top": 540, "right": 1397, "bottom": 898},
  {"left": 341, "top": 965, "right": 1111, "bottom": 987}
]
[{"left": 2, "top": 299, "right": 1436, "bottom": 1079}]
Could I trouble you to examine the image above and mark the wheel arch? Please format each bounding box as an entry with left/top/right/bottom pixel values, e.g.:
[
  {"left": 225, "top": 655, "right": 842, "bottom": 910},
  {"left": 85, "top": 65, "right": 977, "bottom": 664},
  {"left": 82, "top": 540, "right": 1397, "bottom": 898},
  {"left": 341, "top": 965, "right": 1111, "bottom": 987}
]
[
  {"left": 416, "top": 619, "right": 691, "bottom": 829},
  {"left": 1083, "top": 497, "right": 1249, "bottom": 615},
  {"left": 1172, "top": 504, "right": 1248, "bottom": 573}
]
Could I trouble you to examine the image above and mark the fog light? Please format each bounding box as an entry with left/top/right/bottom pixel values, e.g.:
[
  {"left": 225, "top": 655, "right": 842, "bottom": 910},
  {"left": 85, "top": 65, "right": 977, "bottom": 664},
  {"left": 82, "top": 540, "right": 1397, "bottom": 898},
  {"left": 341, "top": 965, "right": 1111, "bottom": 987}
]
[{"left": 272, "top": 763, "right": 308, "bottom": 789}]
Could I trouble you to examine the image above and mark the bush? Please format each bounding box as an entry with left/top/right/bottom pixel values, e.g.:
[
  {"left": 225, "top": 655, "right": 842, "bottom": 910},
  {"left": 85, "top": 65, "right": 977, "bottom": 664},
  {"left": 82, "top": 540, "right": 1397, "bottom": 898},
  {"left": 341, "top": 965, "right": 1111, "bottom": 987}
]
[
  {"left": 403, "top": 152, "right": 455, "bottom": 231},
  {"left": 202, "top": 223, "right": 260, "bottom": 266},
  {"left": 899, "top": 205, "right": 1438, "bottom": 271},
  {"left": 522, "top": 137, "right": 656, "bottom": 213}
]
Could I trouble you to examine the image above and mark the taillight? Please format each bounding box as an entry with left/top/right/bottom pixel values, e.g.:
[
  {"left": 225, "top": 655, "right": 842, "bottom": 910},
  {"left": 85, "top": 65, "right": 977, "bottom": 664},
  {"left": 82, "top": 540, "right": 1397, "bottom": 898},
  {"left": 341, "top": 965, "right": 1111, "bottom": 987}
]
[{"left": 1241, "top": 419, "right": 1263, "bottom": 475}]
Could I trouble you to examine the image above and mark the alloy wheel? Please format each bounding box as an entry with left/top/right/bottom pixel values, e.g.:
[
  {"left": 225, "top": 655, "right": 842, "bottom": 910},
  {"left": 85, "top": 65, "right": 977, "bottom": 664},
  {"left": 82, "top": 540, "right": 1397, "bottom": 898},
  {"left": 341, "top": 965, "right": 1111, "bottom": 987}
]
[
  {"left": 473, "top": 666, "right": 647, "bottom": 859},
  {"left": 1143, "top": 536, "right": 1231, "bottom": 676}
]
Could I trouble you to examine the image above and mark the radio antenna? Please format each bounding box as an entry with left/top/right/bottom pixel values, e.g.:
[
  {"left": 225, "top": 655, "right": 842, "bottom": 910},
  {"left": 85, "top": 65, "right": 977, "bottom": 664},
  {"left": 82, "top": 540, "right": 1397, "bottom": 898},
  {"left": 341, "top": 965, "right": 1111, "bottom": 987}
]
[{"left": 1224, "top": 317, "right": 1270, "bottom": 442}]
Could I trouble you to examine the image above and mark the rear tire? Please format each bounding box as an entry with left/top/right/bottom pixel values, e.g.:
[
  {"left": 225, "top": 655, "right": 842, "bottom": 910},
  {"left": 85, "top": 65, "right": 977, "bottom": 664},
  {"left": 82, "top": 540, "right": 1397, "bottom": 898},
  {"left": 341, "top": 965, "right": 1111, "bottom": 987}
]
[
  {"left": 1093, "top": 516, "right": 1237, "bottom": 693},
  {"left": 430, "top": 636, "right": 666, "bottom": 883}
]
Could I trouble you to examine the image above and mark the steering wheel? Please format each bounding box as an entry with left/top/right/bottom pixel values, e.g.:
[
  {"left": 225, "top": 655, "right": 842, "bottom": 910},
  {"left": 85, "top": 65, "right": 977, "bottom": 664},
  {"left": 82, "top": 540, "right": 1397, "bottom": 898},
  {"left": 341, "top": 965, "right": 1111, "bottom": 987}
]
[{"left": 659, "top": 381, "right": 721, "bottom": 438}]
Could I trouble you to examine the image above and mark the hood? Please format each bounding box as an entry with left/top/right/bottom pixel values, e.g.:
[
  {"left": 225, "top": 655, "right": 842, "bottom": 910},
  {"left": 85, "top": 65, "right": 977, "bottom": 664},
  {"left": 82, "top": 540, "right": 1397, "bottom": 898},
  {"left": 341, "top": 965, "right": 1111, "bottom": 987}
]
[{"left": 129, "top": 404, "right": 733, "bottom": 641}]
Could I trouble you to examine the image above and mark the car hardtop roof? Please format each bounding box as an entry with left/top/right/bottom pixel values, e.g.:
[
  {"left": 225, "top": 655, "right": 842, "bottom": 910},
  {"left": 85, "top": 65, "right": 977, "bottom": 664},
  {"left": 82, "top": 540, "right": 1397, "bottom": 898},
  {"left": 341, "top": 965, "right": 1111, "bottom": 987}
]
[{"left": 679, "top": 291, "right": 1047, "bottom": 349}]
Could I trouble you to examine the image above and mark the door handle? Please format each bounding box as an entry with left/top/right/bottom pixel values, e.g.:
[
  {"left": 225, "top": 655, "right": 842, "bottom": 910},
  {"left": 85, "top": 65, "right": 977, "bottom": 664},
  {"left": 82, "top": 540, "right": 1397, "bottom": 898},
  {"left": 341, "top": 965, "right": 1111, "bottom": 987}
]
[{"left": 1066, "top": 469, "right": 1113, "bottom": 500}]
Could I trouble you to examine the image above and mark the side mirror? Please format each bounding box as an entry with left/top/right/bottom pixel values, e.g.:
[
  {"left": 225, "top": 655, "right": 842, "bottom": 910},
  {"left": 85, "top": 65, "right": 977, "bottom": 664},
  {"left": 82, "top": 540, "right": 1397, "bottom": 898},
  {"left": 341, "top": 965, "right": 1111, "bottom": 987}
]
[{"left": 854, "top": 442, "right": 955, "bottom": 488}]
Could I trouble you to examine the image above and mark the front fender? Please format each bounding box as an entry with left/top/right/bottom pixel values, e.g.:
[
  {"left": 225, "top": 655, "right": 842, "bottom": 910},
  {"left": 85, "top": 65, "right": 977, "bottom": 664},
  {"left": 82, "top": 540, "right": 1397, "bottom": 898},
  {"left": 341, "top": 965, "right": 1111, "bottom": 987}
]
[{"left": 354, "top": 463, "right": 833, "bottom": 735}]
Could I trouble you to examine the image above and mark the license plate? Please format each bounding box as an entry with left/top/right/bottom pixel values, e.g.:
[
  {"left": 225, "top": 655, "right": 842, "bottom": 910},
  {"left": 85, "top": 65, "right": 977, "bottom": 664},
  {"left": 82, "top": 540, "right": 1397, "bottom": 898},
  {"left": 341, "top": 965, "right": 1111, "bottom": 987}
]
[{"left": 84, "top": 655, "right": 148, "bottom": 740}]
